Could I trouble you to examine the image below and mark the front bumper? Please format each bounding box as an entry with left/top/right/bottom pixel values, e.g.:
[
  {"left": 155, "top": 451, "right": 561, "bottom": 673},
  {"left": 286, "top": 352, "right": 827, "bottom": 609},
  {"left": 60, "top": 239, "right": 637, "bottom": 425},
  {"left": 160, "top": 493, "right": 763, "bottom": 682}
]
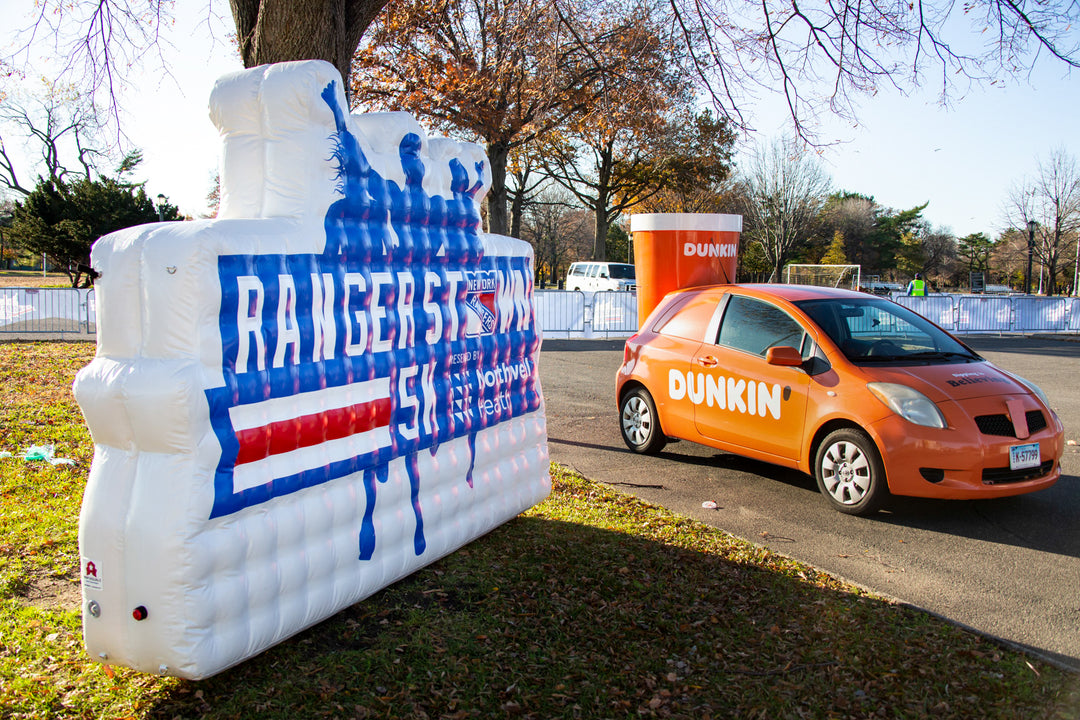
[{"left": 866, "top": 396, "right": 1064, "bottom": 500}]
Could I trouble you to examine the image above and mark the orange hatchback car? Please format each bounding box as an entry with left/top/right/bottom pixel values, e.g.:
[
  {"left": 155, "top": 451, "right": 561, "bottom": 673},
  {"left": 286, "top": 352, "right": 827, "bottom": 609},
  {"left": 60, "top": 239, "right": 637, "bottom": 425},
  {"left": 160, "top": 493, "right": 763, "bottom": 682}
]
[{"left": 616, "top": 284, "right": 1064, "bottom": 516}]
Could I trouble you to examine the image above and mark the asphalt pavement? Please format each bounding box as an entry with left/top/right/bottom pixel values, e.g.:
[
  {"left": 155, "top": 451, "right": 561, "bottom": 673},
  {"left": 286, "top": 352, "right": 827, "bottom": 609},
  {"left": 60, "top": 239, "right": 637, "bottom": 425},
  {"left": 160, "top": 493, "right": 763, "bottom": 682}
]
[{"left": 539, "top": 334, "right": 1080, "bottom": 671}]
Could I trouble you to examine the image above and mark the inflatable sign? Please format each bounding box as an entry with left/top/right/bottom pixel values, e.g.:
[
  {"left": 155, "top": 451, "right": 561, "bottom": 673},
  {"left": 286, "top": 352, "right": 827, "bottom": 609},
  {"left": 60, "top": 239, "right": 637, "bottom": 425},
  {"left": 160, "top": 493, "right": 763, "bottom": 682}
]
[{"left": 73, "top": 60, "right": 550, "bottom": 679}]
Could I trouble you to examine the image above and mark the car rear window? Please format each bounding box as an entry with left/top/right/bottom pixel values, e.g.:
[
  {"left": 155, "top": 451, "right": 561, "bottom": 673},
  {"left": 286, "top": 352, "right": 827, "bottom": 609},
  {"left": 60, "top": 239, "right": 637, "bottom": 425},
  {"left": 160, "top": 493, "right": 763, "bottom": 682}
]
[{"left": 655, "top": 293, "right": 719, "bottom": 341}]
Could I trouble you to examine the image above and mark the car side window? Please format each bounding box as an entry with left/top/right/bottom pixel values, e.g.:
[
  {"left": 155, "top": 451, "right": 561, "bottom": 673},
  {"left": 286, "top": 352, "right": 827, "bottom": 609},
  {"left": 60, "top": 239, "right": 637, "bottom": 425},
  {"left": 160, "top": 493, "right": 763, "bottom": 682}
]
[{"left": 716, "top": 296, "right": 806, "bottom": 357}]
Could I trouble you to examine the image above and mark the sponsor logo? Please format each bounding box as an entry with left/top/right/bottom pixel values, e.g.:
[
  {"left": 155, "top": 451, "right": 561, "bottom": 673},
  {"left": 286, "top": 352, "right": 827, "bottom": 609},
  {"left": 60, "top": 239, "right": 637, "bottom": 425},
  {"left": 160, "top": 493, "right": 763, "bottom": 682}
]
[
  {"left": 82, "top": 558, "right": 102, "bottom": 590},
  {"left": 668, "top": 369, "right": 782, "bottom": 419},
  {"left": 683, "top": 242, "right": 737, "bottom": 258},
  {"left": 946, "top": 371, "right": 1006, "bottom": 388}
]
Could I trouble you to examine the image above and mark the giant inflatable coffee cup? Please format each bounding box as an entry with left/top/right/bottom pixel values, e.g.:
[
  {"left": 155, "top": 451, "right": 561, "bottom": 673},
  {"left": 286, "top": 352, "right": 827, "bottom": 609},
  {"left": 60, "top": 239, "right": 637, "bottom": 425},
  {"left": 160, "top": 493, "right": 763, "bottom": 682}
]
[{"left": 630, "top": 213, "right": 742, "bottom": 327}]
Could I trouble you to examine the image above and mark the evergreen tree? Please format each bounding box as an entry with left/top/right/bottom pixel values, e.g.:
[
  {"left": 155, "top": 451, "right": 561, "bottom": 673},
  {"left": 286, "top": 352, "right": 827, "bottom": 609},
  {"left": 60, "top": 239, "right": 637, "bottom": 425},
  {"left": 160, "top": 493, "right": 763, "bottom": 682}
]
[{"left": 10, "top": 176, "right": 180, "bottom": 287}]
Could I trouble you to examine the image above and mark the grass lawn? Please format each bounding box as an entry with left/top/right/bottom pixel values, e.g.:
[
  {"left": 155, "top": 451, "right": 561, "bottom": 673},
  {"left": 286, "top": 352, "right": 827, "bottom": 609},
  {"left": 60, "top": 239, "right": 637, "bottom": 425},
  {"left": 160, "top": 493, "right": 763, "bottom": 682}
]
[{"left": 1, "top": 341, "right": 1078, "bottom": 719}]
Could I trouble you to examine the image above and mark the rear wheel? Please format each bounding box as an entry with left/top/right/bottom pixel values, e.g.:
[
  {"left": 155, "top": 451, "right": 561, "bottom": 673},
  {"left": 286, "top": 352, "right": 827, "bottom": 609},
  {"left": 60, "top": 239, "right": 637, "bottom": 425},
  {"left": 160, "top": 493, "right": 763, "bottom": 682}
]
[
  {"left": 620, "top": 387, "right": 667, "bottom": 454},
  {"left": 814, "top": 428, "right": 889, "bottom": 516}
]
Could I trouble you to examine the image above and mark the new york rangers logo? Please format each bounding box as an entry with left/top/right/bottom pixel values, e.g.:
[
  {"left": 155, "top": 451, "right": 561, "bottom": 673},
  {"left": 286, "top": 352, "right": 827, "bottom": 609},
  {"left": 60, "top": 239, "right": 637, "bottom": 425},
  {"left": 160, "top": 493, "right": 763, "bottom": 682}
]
[{"left": 464, "top": 271, "right": 498, "bottom": 336}]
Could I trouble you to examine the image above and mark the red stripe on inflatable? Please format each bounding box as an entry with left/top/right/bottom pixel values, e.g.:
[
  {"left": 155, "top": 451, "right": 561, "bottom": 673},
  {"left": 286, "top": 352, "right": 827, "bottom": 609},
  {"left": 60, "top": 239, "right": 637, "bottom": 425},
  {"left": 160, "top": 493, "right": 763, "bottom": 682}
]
[{"left": 234, "top": 397, "right": 392, "bottom": 466}]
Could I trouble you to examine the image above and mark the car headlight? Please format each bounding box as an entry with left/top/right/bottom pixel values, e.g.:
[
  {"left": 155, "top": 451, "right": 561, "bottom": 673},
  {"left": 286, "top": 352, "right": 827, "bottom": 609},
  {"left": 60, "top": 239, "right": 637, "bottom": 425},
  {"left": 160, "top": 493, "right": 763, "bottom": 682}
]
[
  {"left": 997, "top": 368, "right": 1052, "bottom": 409},
  {"left": 867, "top": 382, "right": 947, "bottom": 428}
]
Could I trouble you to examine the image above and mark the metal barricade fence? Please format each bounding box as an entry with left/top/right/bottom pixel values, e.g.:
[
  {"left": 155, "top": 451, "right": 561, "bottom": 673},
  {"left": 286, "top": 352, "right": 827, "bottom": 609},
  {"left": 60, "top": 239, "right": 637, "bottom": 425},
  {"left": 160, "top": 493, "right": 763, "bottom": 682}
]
[
  {"left": 3, "top": 287, "right": 1080, "bottom": 340},
  {"left": 1011, "top": 295, "right": 1069, "bottom": 333},
  {"left": 891, "top": 294, "right": 959, "bottom": 330},
  {"left": 956, "top": 295, "right": 1012, "bottom": 333},
  {"left": 590, "top": 291, "right": 638, "bottom": 335},
  {"left": 1069, "top": 299, "right": 1080, "bottom": 333},
  {"left": 900, "top": 294, "right": 1077, "bottom": 334},
  {"left": 533, "top": 290, "right": 636, "bottom": 338},
  {"left": 0, "top": 287, "right": 96, "bottom": 338},
  {"left": 533, "top": 290, "right": 586, "bottom": 337}
]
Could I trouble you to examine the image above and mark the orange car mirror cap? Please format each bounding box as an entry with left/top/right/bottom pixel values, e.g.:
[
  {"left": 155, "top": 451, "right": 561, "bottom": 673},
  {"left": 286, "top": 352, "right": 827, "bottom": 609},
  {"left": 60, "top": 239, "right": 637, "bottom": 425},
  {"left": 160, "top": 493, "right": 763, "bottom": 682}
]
[{"left": 766, "top": 345, "right": 803, "bottom": 367}]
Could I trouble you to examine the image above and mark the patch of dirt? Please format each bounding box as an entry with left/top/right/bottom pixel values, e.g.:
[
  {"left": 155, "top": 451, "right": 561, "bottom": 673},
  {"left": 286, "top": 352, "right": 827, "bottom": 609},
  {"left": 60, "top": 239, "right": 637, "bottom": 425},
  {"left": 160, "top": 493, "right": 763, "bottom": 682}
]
[
  {"left": 0, "top": 273, "right": 74, "bottom": 289},
  {"left": 23, "top": 572, "right": 82, "bottom": 613}
]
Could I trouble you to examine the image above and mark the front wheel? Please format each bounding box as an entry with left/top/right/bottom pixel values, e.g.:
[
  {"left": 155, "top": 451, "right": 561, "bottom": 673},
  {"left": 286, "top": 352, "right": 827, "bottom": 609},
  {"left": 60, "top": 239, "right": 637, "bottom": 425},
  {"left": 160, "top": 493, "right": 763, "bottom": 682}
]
[
  {"left": 814, "top": 428, "right": 889, "bottom": 516},
  {"left": 619, "top": 387, "right": 667, "bottom": 454}
]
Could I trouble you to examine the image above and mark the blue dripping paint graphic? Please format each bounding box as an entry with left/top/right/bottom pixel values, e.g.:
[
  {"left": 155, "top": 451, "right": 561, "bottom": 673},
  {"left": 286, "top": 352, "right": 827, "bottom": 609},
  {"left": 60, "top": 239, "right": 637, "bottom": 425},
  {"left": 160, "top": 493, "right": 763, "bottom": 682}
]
[
  {"left": 466, "top": 432, "right": 477, "bottom": 488},
  {"left": 405, "top": 452, "right": 426, "bottom": 555},
  {"left": 359, "top": 465, "right": 389, "bottom": 561}
]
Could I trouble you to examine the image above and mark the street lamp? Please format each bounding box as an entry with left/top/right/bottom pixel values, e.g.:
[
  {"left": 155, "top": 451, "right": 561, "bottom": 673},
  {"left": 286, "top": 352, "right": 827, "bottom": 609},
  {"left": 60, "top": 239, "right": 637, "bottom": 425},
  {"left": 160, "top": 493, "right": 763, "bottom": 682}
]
[
  {"left": 155, "top": 193, "right": 167, "bottom": 222},
  {"left": 1025, "top": 219, "right": 1037, "bottom": 295}
]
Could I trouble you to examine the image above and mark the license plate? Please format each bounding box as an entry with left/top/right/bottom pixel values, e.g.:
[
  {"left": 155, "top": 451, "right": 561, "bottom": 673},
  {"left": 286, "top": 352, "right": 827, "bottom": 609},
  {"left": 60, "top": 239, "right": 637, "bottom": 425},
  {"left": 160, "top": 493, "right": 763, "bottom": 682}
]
[{"left": 1009, "top": 442, "right": 1040, "bottom": 471}]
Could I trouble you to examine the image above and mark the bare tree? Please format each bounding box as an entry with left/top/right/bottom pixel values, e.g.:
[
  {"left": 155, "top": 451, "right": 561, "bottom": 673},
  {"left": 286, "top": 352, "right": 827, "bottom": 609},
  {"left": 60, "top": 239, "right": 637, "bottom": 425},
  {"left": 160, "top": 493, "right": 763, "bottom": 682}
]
[
  {"left": 1005, "top": 147, "right": 1080, "bottom": 295},
  {"left": 631, "top": 177, "right": 740, "bottom": 216},
  {"left": 0, "top": 88, "right": 113, "bottom": 197},
  {"left": 7, "top": 1, "right": 174, "bottom": 131},
  {"left": 668, "top": 0, "right": 1080, "bottom": 139},
  {"left": 739, "top": 136, "right": 832, "bottom": 282},
  {"left": 506, "top": 146, "right": 548, "bottom": 240},
  {"left": 914, "top": 226, "right": 959, "bottom": 288},
  {"left": 8, "top": 0, "right": 1078, "bottom": 150},
  {"left": 816, "top": 193, "right": 878, "bottom": 268},
  {"left": 7, "top": 1, "right": 388, "bottom": 123},
  {"left": 991, "top": 227, "right": 1029, "bottom": 288},
  {"left": 519, "top": 190, "right": 592, "bottom": 287}
]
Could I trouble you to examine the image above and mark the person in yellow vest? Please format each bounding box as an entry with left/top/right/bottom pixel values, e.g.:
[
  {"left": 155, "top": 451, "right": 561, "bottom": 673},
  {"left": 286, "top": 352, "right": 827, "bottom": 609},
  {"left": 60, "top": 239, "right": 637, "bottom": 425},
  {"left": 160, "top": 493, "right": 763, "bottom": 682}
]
[{"left": 906, "top": 273, "right": 926, "bottom": 296}]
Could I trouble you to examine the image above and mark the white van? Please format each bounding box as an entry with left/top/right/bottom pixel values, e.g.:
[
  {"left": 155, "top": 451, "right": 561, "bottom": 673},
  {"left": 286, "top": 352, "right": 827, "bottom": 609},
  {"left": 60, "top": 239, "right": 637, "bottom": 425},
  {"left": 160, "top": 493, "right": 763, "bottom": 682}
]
[{"left": 565, "top": 262, "right": 636, "bottom": 292}]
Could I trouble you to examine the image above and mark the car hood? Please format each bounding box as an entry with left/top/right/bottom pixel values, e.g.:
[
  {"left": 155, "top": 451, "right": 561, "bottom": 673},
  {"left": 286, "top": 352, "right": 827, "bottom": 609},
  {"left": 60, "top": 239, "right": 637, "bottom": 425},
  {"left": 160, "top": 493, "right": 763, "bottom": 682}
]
[{"left": 866, "top": 361, "right": 1030, "bottom": 402}]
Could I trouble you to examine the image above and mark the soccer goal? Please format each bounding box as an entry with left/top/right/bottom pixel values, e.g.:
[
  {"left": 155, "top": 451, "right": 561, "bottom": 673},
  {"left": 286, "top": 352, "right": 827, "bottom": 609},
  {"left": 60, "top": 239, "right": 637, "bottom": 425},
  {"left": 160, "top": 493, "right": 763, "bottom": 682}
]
[{"left": 783, "top": 264, "right": 861, "bottom": 290}]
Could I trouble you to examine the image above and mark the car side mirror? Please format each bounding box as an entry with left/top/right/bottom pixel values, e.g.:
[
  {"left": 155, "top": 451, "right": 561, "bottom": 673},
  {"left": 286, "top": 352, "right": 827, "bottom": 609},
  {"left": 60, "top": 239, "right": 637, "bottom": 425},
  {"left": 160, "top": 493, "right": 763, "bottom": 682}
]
[{"left": 766, "top": 345, "right": 803, "bottom": 367}]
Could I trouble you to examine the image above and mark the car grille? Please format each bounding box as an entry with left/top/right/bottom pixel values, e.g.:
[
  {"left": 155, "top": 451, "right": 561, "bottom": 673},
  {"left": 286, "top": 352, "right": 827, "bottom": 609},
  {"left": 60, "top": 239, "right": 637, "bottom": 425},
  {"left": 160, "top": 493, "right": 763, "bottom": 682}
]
[
  {"left": 982, "top": 460, "right": 1055, "bottom": 485},
  {"left": 974, "top": 410, "right": 1047, "bottom": 437}
]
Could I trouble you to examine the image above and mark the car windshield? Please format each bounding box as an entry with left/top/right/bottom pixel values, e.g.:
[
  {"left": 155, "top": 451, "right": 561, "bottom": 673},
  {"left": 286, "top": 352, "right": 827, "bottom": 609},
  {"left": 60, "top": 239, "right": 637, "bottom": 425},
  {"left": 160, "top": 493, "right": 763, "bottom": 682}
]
[
  {"left": 795, "top": 297, "right": 982, "bottom": 364},
  {"left": 609, "top": 264, "right": 635, "bottom": 279}
]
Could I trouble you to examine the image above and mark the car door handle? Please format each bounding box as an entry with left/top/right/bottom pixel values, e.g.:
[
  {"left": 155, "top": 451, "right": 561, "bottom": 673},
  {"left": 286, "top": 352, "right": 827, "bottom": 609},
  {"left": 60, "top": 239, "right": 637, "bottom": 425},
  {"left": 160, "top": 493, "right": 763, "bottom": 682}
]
[{"left": 698, "top": 355, "right": 719, "bottom": 368}]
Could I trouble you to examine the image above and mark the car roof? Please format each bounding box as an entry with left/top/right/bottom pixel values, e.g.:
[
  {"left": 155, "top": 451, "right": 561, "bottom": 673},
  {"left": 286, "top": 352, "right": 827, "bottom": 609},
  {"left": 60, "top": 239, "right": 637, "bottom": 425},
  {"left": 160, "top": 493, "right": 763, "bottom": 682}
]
[{"left": 667, "top": 283, "right": 868, "bottom": 303}]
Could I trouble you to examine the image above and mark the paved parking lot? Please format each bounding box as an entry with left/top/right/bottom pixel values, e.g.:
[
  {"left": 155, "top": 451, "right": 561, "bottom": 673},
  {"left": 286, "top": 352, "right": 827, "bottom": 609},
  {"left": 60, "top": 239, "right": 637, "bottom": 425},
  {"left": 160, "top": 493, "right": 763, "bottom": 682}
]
[{"left": 540, "top": 335, "right": 1080, "bottom": 669}]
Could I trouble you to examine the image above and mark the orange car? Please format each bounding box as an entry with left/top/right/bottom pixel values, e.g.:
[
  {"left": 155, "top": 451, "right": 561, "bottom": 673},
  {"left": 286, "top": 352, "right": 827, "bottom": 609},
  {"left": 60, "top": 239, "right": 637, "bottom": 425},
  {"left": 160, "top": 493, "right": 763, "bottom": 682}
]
[{"left": 616, "top": 284, "right": 1064, "bottom": 515}]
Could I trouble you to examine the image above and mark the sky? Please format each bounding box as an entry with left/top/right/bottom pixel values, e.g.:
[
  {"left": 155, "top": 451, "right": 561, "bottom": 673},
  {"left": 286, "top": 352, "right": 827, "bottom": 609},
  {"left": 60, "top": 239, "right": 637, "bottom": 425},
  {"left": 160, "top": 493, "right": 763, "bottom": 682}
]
[{"left": 3, "top": 3, "right": 1078, "bottom": 241}]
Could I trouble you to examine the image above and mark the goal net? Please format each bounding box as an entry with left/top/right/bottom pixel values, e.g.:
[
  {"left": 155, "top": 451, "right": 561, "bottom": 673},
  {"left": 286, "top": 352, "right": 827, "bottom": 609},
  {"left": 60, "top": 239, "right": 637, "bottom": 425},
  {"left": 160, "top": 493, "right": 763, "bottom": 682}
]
[{"left": 783, "top": 264, "right": 861, "bottom": 290}]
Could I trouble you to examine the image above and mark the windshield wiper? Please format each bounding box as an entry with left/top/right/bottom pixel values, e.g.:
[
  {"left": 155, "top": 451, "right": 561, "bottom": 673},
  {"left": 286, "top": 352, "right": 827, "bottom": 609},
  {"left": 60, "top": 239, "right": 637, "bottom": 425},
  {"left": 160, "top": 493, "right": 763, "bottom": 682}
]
[
  {"left": 903, "top": 350, "right": 980, "bottom": 362},
  {"left": 853, "top": 354, "right": 904, "bottom": 362}
]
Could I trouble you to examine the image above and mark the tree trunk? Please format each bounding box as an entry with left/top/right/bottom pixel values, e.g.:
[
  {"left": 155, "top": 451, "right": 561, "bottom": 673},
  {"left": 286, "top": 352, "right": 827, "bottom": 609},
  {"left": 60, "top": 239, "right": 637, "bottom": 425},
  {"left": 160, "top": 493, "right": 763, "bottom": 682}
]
[
  {"left": 485, "top": 141, "right": 509, "bottom": 236},
  {"left": 592, "top": 154, "right": 612, "bottom": 261},
  {"left": 593, "top": 207, "right": 608, "bottom": 262},
  {"left": 508, "top": 187, "right": 524, "bottom": 239},
  {"left": 229, "top": 0, "right": 390, "bottom": 90}
]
